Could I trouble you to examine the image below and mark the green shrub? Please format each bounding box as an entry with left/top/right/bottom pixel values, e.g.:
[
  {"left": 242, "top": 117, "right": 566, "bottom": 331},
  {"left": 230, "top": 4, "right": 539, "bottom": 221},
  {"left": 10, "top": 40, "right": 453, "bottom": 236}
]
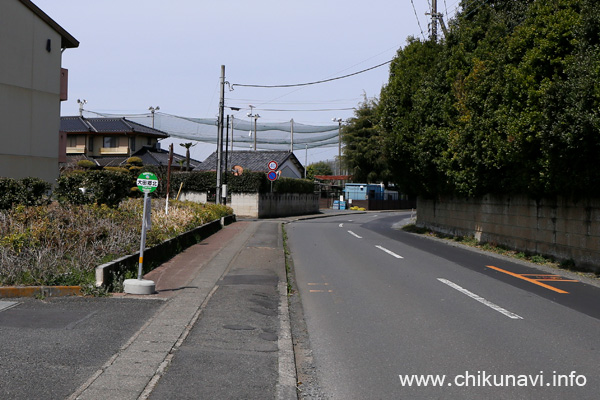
[
  {"left": 227, "top": 171, "right": 268, "bottom": 193},
  {"left": 0, "top": 178, "right": 23, "bottom": 210},
  {"left": 273, "top": 177, "right": 314, "bottom": 194},
  {"left": 105, "top": 166, "right": 130, "bottom": 174},
  {"left": 77, "top": 159, "right": 97, "bottom": 169},
  {"left": 0, "top": 177, "right": 51, "bottom": 209},
  {"left": 128, "top": 166, "right": 142, "bottom": 175},
  {"left": 126, "top": 156, "right": 143, "bottom": 167},
  {"left": 55, "top": 170, "right": 135, "bottom": 207},
  {"left": 170, "top": 171, "right": 217, "bottom": 195},
  {"left": 19, "top": 177, "right": 51, "bottom": 206}
]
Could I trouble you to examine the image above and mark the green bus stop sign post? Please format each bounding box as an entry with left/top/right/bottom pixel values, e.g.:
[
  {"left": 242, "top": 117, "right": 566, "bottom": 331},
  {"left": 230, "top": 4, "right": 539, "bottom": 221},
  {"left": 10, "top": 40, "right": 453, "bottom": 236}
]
[{"left": 124, "top": 172, "right": 158, "bottom": 295}]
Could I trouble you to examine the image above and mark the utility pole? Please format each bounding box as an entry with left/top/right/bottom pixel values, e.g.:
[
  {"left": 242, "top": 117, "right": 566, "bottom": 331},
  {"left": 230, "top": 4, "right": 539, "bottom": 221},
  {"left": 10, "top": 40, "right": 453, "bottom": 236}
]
[
  {"left": 431, "top": 0, "right": 438, "bottom": 42},
  {"left": 247, "top": 106, "right": 260, "bottom": 151},
  {"left": 290, "top": 118, "right": 294, "bottom": 153},
  {"left": 304, "top": 144, "right": 308, "bottom": 179},
  {"left": 216, "top": 65, "right": 225, "bottom": 205},
  {"left": 230, "top": 115, "right": 234, "bottom": 155},
  {"left": 332, "top": 118, "right": 342, "bottom": 175},
  {"left": 428, "top": 0, "right": 447, "bottom": 40},
  {"left": 149, "top": 106, "right": 160, "bottom": 128},
  {"left": 223, "top": 115, "right": 229, "bottom": 205},
  {"left": 165, "top": 143, "right": 173, "bottom": 214}
]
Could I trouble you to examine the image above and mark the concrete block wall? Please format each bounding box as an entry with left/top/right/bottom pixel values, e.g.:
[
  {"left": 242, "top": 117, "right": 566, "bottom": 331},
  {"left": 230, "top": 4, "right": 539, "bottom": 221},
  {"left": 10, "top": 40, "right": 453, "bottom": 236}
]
[
  {"left": 417, "top": 195, "right": 600, "bottom": 271},
  {"left": 230, "top": 193, "right": 260, "bottom": 218},
  {"left": 229, "top": 193, "right": 319, "bottom": 218},
  {"left": 258, "top": 193, "right": 319, "bottom": 218}
]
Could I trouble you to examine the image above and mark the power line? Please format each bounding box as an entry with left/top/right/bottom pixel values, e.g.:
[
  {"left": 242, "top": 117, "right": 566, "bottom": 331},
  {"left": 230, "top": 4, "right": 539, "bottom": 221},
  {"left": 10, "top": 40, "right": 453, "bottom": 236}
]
[
  {"left": 248, "top": 107, "right": 356, "bottom": 112},
  {"left": 411, "top": 0, "right": 426, "bottom": 40},
  {"left": 230, "top": 60, "right": 392, "bottom": 89}
]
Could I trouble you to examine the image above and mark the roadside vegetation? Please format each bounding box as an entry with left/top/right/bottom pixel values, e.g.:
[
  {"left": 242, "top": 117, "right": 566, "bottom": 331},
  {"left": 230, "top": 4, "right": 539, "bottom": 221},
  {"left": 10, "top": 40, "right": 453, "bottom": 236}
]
[
  {"left": 342, "top": 0, "right": 600, "bottom": 200},
  {"left": 0, "top": 174, "right": 232, "bottom": 290}
]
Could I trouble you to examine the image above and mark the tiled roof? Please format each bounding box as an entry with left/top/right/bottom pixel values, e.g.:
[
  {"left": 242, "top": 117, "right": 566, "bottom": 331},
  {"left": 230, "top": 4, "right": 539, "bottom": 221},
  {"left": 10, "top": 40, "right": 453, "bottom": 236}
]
[
  {"left": 127, "top": 146, "right": 200, "bottom": 169},
  {"left": 62, "top": 154, "right": 98, "bottom": 166},
  {"left": 60, "top": 146, "right": 198, "bottom": 169},
  {"left": 194, "top": 150, "right": 303, "bottom": 174},
  {"left": 60, "top": 116, "right": 168, "bottom": 138},
  {"left": 96, "top": 157, "right": 128, "bottom": 167}
]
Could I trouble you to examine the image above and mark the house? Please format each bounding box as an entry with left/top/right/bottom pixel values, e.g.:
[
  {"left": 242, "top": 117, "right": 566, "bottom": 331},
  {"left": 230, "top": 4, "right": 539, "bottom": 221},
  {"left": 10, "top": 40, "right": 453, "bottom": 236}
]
[
  {"left": 0, "top": 0, "right": 79, "bottom": 183},
  {"left": 61, "top": 116, "right": 168, "bottom": 158},
  {"left": 195, "top": 150, "right": 305, "bottom": 178},
  {"left": 60, "top": 116, "right": 199, "bottom": 170}
]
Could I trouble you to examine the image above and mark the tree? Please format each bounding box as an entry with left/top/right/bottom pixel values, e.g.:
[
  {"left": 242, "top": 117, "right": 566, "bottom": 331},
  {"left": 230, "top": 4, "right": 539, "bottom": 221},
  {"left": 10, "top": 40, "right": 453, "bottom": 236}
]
[
  {"left": 342, "top": 95, "right": 392, "bottom": 185},
  {"left": 379, "top": 38, "right": 450, "bottom": 196},
  {"left": 306, "top": 161, "right": 333, "bottom": 180},
  {"left": 378, "top": 0, "right": 599, "bottom": 198}
]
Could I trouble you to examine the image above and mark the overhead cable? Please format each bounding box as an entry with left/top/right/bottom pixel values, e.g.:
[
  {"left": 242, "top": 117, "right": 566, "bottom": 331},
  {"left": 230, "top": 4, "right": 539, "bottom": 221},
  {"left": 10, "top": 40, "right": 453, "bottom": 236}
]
[{"left": 230, "top": 60, "right": 392, "bottom": 89}]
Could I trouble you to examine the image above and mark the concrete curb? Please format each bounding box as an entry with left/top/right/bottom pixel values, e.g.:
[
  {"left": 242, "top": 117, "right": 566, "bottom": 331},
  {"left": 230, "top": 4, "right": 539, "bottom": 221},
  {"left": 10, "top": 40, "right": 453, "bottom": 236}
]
[
  {"left": 95, "top": 215, "right": 236, "bottom": 287},
  {"left": 0, "top": 285, "right": 81, "bottom": 298},
  {"left": 277, "top": 281, "right": 298, "bottom": 400}
]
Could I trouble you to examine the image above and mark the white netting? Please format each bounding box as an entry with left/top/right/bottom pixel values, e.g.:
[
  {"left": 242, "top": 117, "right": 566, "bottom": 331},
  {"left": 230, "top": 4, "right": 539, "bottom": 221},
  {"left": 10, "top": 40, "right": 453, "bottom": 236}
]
[{"left": 84, "top": 111, "right": 340, "bottom": 150}]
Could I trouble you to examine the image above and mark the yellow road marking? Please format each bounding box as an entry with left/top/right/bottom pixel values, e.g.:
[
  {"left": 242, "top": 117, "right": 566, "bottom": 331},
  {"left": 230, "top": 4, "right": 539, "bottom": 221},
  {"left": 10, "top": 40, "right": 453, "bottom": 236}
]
[
  {"left": 519, "top": 274, "right": 578, "bottom": 282},
  {"left": 309, "top": 290, "right": 334, "bottom": 293},
  {"left": 486, "top": 265, "right": 573, "bottom": 294}
]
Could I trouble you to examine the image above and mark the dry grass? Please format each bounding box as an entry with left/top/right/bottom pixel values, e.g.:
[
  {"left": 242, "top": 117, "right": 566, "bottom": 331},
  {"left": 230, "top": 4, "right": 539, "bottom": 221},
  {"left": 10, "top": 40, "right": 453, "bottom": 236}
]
[{"left": 0, "top": 199, "right": 232, "bottom": 286}]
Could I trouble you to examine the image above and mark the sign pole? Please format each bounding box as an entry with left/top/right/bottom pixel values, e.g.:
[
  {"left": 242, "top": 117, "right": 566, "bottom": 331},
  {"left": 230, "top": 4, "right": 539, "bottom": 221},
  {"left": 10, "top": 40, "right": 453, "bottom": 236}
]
[
  {"left": 124, "top": 172, "right": 159, "bottom": 295},
  {"left": 138, "top": 192, "right": 148, "bottom": 280}
]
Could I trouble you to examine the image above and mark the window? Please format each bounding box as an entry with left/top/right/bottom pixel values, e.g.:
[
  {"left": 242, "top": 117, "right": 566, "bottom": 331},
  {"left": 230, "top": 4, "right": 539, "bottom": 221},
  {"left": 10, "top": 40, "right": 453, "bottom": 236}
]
[
  {"left": 67, "top": 136, "right": 79, "bottom": 147},
  {"left": 130, "top": 137, "right": 136, "bottom": 152},
  {"left": 103, "top": 136, "right": 118, "bottom": 148},
  {"left": 89, "top": 137, "right": 94, "bottom": 151}
]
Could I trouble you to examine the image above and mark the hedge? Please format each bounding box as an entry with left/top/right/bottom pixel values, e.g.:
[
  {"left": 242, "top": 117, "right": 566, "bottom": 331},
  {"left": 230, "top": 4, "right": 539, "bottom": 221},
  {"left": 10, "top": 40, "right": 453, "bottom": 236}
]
[{"left": 0, "top": 177, "right": 51, "bottom": 210}]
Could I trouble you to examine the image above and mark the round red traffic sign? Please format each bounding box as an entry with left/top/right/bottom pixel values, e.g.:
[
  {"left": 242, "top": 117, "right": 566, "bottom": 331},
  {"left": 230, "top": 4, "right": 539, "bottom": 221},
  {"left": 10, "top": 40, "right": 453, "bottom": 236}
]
[
  {"left": 267, "top": 171, "right": 278, "bottom": 181},
  {"left": 267, "top": 160, "right": 278, "bottom": 170}
]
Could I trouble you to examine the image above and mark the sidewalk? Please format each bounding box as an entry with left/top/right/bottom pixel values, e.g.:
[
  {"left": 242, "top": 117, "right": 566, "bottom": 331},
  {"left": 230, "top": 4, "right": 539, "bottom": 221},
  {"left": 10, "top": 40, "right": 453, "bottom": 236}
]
[{"left": 70, "top": 220, "right": 296, "bottom": 400}]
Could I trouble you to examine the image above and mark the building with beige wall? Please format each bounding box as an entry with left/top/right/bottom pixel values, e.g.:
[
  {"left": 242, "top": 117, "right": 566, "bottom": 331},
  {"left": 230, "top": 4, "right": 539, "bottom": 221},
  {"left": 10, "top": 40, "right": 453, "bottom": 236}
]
[{"left": 0, "top": 0, "right": 78, "bottom": 183}]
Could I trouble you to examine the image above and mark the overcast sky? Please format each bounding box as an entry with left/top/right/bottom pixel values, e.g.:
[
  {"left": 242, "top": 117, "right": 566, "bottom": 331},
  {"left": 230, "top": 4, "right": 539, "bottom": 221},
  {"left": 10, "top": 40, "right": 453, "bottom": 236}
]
[{"left": 34, "top": 0, "right": 459, "bottom": 163}]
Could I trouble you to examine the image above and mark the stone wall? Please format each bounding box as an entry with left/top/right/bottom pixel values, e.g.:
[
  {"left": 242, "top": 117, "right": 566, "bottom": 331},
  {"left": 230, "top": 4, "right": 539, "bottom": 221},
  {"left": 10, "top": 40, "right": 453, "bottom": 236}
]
[{"left": 417, "top": 195, "right": 600, "bottom": 271}]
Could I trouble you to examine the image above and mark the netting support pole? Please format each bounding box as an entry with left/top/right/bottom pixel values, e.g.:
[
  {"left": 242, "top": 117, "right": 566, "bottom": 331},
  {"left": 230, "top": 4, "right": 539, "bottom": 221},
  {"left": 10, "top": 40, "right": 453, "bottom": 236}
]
[
  {"left": 216, "top": 65, "right": 225, "bottom": 205},
  {"left": 290, "top": 118, "right": 294, "bottom": 152}
]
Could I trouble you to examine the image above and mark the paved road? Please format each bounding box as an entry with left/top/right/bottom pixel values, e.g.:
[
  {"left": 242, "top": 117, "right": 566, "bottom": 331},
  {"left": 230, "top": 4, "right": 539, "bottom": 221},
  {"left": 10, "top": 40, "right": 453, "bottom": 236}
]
[
  {"left": 286, "top": 212, "right": 600, "bottom": 399},
  {"left": 0, "top": 220, "right": 295, "bottom": 400},
  {"left": 0, "top": 297, "right": 164, "bottom": 400}
]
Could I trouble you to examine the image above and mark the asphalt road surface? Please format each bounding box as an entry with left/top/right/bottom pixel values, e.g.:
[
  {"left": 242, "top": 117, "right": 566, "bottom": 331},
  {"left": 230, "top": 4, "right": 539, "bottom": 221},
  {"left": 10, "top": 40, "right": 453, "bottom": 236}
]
[
  {"left": 286, "top": 212, "right": 600, "bottom": 399},
  {"left": 0, "top": 297, "right": 164, "bottom": 400}
]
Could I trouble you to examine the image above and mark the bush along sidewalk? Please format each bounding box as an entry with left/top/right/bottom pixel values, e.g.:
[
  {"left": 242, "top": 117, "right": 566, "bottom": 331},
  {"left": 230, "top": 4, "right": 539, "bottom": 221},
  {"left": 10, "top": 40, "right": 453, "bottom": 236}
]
[{"left": 0, "top": 197, "right": 233, "bottom": 296}]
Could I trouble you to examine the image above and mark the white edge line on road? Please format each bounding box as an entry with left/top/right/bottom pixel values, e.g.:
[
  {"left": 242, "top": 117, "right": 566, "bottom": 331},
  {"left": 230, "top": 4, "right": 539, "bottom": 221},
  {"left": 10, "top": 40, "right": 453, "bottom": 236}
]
[
  {"left": 437, "top": 278, "right": 523, "bottom": 320},
  {"left": 375, "top": 245, "right": 403, "bottom": 259},
  {"left": 347, "top": 230, "right": 362, "bottom": 239}
]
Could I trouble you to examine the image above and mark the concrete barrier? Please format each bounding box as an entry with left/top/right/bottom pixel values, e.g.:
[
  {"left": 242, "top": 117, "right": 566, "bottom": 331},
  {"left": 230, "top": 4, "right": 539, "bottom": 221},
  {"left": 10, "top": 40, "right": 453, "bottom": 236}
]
[
  {"left": 230, "top": 192, "right": 319, "bottom": 218},
  {"left": 95, "top": 216, "right": 235, "bottom": 288}
]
